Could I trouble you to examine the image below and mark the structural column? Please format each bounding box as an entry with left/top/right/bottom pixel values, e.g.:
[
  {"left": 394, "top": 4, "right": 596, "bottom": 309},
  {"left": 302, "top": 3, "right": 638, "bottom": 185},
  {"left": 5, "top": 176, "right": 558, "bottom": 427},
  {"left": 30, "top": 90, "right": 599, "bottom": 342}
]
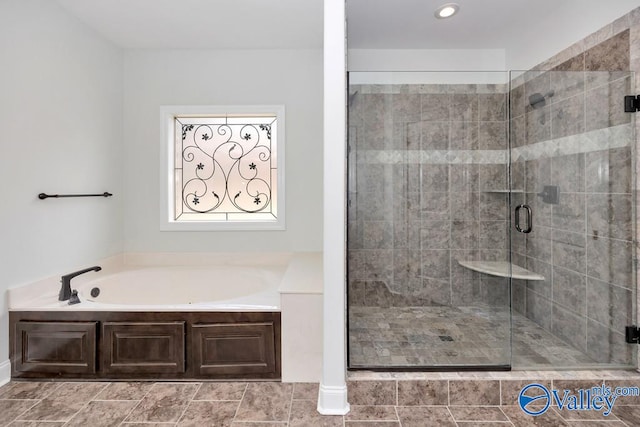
[{"left": 318, "top": 0, "right": 350, "bottom": 416}]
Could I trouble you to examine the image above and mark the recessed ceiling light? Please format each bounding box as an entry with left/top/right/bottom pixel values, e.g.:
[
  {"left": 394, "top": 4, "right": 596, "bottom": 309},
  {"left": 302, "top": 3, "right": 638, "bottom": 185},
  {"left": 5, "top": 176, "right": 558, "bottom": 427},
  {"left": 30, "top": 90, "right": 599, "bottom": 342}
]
[{"left": 434, "top": 3, "right": 459, "bottom": 19}]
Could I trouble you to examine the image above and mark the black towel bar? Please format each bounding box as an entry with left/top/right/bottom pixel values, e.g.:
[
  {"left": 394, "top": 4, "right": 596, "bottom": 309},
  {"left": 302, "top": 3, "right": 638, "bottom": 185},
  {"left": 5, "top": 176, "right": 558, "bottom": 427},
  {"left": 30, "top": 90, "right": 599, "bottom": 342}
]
[{"left": 38, "top": 192, "right": 113, "bottom": 199}]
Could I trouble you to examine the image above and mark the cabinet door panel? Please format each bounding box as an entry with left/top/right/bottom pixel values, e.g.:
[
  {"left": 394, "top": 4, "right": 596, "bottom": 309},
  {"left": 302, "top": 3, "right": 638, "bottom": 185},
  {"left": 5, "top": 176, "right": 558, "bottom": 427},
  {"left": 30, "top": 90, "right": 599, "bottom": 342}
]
[
  {"left": 102, "top": 322, "right": 185, "bottom": 374},
  {"left": 15, "top": 321, "right": 97, "bottom": 374},
  {"left": 193, "top": 322, "right": 276, "bottom": 376}
]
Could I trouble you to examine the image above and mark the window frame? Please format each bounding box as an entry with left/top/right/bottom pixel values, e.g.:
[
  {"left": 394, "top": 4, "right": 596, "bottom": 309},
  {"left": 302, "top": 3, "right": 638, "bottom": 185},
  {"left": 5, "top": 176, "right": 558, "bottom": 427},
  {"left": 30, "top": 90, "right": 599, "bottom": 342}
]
[{"left": 160, "top": 105, "right": 286, "bottom": 231}]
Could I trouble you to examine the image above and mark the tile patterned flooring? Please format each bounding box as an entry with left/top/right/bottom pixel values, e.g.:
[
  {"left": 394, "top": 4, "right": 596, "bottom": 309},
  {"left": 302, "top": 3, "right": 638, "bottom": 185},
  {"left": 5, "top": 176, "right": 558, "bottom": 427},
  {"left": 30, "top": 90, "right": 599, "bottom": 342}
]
[
  {"left": 2, "top": 377, "right": 640, "bottom": 426},
  {"left": 349, "top": 306, "right": 595, "bottom": 368}
]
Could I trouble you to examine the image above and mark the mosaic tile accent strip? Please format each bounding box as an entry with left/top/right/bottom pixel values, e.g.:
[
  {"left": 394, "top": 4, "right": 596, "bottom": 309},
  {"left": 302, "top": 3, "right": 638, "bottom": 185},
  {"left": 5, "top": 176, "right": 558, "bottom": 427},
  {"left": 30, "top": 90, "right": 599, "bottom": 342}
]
[
  {"left": 511, "top": 123, "right": 633, "bottom": 162},
  {"left": 355, "top": 123, "right": 633, "bottom": 166},
  {"left": 356, "top": 149, "right": 507, "bottom": 165}
]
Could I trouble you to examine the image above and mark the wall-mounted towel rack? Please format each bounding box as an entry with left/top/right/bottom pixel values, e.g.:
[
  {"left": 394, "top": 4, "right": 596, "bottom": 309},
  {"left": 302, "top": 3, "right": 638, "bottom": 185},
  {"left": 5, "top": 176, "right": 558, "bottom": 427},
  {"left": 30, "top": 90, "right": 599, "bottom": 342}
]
[{"left": 38, "top": 192, "right": 113, "bottom": 200}]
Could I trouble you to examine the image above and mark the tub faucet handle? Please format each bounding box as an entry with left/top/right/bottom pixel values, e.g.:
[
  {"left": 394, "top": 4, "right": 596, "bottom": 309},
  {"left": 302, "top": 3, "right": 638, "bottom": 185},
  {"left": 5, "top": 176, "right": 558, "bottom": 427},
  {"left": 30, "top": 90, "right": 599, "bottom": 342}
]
[{"left": 68, "top": 290, "right": 80, "bottom": 305}]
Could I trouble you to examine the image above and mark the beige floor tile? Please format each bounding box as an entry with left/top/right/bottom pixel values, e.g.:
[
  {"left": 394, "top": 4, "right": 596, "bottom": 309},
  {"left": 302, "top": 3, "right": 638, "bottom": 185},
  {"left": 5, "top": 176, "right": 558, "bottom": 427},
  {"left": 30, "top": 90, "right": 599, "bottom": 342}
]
[
  {"left": 65, "top": 400, "right": 139, "bottom": 427},
  {"left": 344, "top": 422, "right": 400, "bottom": 426},
  {"left": 48, "top": 382, "right": 109, "bottom": 403},
  {"left": 344, "top": 405, "right": 398, "bottom": 421},
  {"left": 347, "top": 380, "right": 396, "bottom": 406},
  {"left": 454, "top": 423, "right": 513, "bottom": 427},
  {"left": 7, "top": 421, "right": 66, "bottom": 427},
  {"left": 94, "top": 382, "right": 154, "bottom": 400},
  {"left": 121, "top": 423, "right": 177, "bottom": 426},
  {"left": 611, "top": 405, "right": 640, "bottom": 425},
  {"left": 397, "top": 380, "right": 448, "bottom": 406},
  {"left": 15, "top": 399, "right": 87, "bottom": 423},
  {"left": 234, "top": 382, "right": 293, "bottom": 422},
  {"left": 231, "top": 423, "right": 287, "bottom": 427},
  {"left": 502, "top": 405, "right": 569, "bottom": 426},
  {"left": 449, "top": 405, "right": 509, "bottom": 421},
  {"left": 289, "top": 400, "right": 343, "bottom": 427},
  {"left": 0, "top": 382, "right": 60, "bottom": 400},
  {"left": 557, "top": 421, "right": 626, "bottom": 426},
  {"left": 396, "top": 406, "right": 456, "bottom": 427},
  {"left": 0, "top": 400, "right": 39, "bottom": 425},
  {"left": 177, "top": 400, "right": 239, "bottom": 427},
  {"left": 193, "top": 382, "right": 247, "bottom": 401},
  {"left": 293, "top": 382, "right": 319, "bottom": 400},
  {"left": 124, "top": 383, "right": 200, "bottom": 423},
  {"left": 552, "top": 406, "right": 621, "bottom": 421}
]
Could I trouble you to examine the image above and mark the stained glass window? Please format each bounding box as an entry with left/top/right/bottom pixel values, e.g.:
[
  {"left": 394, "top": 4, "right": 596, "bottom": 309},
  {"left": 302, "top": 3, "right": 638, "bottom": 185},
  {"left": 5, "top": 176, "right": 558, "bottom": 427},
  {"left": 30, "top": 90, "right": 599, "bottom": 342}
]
[{"left": 161, "top": 107, "right": 284, "bottom": 230}]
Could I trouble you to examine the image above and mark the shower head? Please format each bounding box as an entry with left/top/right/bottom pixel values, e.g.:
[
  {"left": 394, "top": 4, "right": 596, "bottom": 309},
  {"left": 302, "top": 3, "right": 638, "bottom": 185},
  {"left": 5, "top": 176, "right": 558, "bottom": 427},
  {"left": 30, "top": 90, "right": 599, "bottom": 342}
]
[{"left": 528, "top": 90, "right": 555, "bottom": 108}]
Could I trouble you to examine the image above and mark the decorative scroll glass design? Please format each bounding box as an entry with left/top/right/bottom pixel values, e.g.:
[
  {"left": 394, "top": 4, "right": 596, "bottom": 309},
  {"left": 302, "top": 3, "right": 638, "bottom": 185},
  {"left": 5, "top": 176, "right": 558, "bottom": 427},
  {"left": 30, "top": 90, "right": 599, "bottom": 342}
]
[{"left": 174, "top": 115, "right": 278, "bottom": 222}]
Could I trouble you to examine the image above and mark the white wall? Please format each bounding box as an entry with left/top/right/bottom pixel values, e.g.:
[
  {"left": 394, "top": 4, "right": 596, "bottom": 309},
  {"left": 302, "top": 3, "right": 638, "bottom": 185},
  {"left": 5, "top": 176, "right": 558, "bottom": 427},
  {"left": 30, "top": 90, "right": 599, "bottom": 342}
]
[
  {"left": 348, "top": 49, "right": 507, "bottom": 84},
  {"left": 122, "top": 49, "right": 323, "bottom": 252},
  {"left": 0, "top": 0, "right": 124, "bottom": 364},
  {"left": 348, "top": 48, "right": 506, "bottom": 72}
]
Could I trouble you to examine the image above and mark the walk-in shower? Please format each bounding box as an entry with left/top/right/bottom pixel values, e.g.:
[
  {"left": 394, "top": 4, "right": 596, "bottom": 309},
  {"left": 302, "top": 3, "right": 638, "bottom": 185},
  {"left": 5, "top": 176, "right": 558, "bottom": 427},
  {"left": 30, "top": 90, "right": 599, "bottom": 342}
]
[{"left": 347, "top": 69, "right": 636, "bottom": 370}]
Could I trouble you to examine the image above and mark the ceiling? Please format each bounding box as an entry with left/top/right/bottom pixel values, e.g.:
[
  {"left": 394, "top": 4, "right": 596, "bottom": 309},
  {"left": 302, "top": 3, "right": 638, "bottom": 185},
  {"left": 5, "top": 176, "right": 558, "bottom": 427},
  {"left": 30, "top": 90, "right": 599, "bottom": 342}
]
[
  {"left": 57, "top": 0, "right": 639, "bottom": 52},
  {"left": 347, "top": 0, "right": 640, "bottom": 49}
]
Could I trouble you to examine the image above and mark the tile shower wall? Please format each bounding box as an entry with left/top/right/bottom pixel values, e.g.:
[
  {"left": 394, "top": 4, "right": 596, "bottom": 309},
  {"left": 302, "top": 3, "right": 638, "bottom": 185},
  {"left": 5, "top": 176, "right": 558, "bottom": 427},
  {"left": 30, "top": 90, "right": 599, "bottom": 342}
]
[
  {"left": 510, "top": 29, "right": 635, "bottom": 365},
  {"left": 348, "top": 83, "right": 509, "bottom": 309}
]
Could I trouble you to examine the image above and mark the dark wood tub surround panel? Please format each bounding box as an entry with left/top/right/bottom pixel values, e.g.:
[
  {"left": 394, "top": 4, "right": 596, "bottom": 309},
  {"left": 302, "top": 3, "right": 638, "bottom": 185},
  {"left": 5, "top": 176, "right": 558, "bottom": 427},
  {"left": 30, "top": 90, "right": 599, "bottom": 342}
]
[
  {"left": 102, "top": 321, "right": 186, "bottom": 375},
  {"left": 14, "top": 321, "right": 97, "bottom": 375},
  {"left": 9, "top": 311, "right": 281, "bottom": 380},
  {"left": 193, "top": 322, "right": 276, "bottom": 376}
]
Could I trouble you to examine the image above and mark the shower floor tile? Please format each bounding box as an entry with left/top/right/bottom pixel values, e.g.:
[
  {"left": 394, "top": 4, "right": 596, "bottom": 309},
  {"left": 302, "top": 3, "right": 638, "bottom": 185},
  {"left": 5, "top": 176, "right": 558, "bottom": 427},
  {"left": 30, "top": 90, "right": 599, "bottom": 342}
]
[{"left": 349, "top": 306, "right": 595, "bottom": 368}]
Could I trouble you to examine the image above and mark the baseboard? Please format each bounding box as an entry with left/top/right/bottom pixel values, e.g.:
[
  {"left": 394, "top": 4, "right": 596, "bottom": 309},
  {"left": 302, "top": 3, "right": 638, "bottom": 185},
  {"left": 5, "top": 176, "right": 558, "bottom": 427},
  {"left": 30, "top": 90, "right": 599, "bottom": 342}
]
[
  {"left": 317, "top": 383, "right": 350, "bottom": 415},
  {"left": 0, "top": 359, "right": 10, "bottom": 387}
]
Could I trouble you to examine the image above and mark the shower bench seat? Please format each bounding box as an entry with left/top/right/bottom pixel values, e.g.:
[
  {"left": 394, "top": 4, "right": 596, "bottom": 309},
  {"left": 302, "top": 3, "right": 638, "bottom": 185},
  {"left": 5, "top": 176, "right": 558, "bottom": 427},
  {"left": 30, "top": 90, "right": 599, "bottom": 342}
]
[{"left": 457, "top": 260, "right": 545, "bottom": 281}]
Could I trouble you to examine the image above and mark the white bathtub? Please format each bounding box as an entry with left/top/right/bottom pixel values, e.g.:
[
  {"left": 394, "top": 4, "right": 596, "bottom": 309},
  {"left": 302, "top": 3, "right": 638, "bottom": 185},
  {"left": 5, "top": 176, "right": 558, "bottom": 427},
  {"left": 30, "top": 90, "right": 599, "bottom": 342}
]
[
  {"left": 9, "top": 265, "right": 284, "bottom": 311},
  {"left": 73, "top": 266, "right": 283, "bottom": 311},
  {"left": 7, "top": 253, "right": 323, "bottom": 382}
]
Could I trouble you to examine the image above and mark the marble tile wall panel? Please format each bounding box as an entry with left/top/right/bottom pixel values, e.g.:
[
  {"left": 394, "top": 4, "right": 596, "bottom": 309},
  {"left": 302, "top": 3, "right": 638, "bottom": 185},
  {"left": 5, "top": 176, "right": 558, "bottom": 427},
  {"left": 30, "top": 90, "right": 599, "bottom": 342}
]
[
  {"left": 450, "top": 121, "right": 478, "bottom": 150},
  {"left": 585, "top": 75, "right": 632, "bottom": 132},
  {"left": 508, "top": 24, "right": 637, "bottom": 368},
  {"left": 551, "top": 153, "right": 585, "bottom": 193},
  {"left": 526, "top": 287, "right": 553, "bottom": 331},
  {"left": 586, "top": 193, "right": 634, "bottom": 240},
  {"left": 552, "top": 266, "right": 587, "bottom": 315},
  {"left": 348, "top": 82, "right": 509, "bottom": 316},
  {"left": 586, "top": 277, "right": 633, "bottom": 331},
  {"left": 585, "top": 146, "right": 632, "bottom": 194},
  {"left": 550, "top": 95, "right": 585, "bottom": 139},
  {"left": 586, "top": 319, "right": 633, "bottom": 364},
  {"left": 552, "top": 303, "right": 587, "bottom": 352},
  {"left": 525, "top": 258, "right": 552, "bottom": 298},
  {"left": 511, "top": 280, "right": 527, "bottom": 316},
  {"left": 585, "top": 30, "right": 630, "bottom": 73},
  {"left": 551, "top": 193, "right": 585, "bottom": 234},
  {"left": 552, "top": 230, "right": 587, "bottom": 274},
  {"left": 587, "top": 236, "right": 634, "bottom": 288}
]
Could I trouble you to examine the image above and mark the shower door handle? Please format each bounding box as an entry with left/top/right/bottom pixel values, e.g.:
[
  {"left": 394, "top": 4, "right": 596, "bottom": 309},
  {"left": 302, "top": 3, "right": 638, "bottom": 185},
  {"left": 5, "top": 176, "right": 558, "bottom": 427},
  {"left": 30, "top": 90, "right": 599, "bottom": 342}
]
[{"left": 515, "top": 204, "right": 532, "bottom": 234}]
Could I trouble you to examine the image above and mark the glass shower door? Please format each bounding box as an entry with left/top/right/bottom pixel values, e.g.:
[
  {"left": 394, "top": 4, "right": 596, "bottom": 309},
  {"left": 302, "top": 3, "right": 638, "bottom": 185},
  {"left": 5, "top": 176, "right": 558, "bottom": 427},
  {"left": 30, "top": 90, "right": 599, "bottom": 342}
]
[
  {"left": 347, "top": 71, "right": 513, "bottom": 370},
  {"left": 509, "top": 69, "right": 637, "bottom": 369}
]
